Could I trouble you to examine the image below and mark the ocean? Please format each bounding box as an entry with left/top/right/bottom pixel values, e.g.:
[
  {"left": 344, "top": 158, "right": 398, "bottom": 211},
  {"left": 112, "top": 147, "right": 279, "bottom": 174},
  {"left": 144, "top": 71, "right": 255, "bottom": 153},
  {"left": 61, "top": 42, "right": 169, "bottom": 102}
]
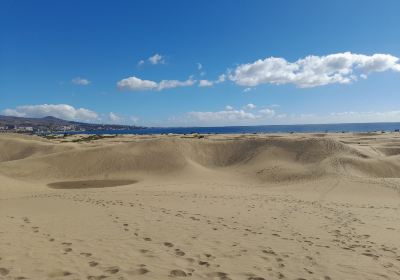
[{"left": 68, "top": 122, "right": 400, "bottom": 135}]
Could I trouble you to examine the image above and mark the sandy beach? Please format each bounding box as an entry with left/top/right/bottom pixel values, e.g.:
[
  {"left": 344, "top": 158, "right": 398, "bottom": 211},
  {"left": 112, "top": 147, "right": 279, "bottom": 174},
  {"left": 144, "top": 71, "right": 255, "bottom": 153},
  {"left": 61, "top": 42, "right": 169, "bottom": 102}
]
[{"left": 1, "top": 132, "right": 400, "bottom": 280}]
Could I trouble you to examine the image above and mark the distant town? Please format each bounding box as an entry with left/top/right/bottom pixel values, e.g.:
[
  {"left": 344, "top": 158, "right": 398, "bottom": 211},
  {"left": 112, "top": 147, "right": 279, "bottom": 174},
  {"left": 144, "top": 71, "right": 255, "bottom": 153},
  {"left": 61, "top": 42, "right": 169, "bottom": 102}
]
[{"left": 0, "top": 115, "right": 144, "bottom": 134}]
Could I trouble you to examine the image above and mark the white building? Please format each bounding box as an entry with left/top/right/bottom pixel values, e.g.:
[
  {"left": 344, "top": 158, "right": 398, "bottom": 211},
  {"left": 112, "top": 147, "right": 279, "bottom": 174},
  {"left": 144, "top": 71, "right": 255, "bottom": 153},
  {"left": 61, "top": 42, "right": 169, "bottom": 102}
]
[{"left": 17, "top": 126, "right": 34, "bottom": 132}]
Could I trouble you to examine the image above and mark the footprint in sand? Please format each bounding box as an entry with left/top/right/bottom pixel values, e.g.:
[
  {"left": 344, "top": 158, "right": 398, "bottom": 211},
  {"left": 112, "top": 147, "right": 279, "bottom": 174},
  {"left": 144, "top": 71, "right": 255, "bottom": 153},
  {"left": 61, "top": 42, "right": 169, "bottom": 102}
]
[
  {"left": 128, "top": 267, "right": 150, "bottom": 275},
  {"left": 47, "top": 270, "right": 72, "bottom": 277},
  {"left": 0, "top": 268, "right": 10, "bottom": 276},
  {"left": 80, "top": 252, "right": 92, "bottom": 257},
  {"left": 164, "top": 242, "right": 174, "bottom": 247},
  {"left": 104, "top": 266, "right": 119, "bottom": 274},
  {"left": 63, "top": 247, "right": 72, "bottom": 253},
  {"left": 89, "top": 261, "right": 99, "bottom": 267},
  {"left": 198, "top": 261, "right": 210, "bottom": 267},
  {"left": 175, "top": 249, "right": 186, "bottom": 256},
  {"left": 87, "top": 275, "right": 108, "bottom": 280},
  {"left": 170, "top": 269, "right": 187, "bottom": 277},
  {"left": 206, "top": 271, "right": 231, "bottom": 280}
]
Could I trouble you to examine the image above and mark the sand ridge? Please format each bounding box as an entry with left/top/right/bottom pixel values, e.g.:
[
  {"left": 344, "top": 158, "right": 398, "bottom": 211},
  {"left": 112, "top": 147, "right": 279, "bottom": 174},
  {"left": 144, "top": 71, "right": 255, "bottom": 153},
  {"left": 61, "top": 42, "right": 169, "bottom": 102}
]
[{"left": 0, "top": 133, "right": 400, "bottom": 279}]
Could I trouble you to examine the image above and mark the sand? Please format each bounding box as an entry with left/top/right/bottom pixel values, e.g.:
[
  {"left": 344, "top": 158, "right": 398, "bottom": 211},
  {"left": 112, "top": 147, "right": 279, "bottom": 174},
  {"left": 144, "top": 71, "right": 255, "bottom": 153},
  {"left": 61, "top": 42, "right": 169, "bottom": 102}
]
[{"left": 0, "top": 132, "right": 400, "bottom": 280}]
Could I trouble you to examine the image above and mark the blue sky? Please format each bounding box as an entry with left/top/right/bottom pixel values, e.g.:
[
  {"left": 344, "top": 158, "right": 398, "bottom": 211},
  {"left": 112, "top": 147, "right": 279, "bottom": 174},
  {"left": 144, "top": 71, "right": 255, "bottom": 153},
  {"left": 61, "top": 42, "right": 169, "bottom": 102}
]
[{"left": 1, "top": 0, "right": 400, "bottom": 126}]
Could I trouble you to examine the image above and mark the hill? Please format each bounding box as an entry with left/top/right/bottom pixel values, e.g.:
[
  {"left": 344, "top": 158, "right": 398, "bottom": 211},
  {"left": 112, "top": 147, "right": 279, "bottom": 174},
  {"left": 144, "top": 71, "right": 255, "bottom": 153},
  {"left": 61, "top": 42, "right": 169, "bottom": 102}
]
[{"left": 0, "top": 115, "right": 144, "bottom": 133}]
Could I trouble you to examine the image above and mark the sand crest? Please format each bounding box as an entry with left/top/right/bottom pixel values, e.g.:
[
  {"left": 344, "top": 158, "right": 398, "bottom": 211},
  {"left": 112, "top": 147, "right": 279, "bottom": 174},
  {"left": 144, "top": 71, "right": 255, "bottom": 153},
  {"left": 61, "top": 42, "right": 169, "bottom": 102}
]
[{"left": 1, "top": 133, "right": 400, "bottom": 279}]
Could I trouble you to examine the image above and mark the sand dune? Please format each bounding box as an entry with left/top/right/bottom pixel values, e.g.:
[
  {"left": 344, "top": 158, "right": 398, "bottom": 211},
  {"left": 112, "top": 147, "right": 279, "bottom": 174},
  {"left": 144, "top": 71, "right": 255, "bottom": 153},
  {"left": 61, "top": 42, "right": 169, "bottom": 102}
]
[{"left": 1, "top": 133, "right": 400, "bottom": 279}]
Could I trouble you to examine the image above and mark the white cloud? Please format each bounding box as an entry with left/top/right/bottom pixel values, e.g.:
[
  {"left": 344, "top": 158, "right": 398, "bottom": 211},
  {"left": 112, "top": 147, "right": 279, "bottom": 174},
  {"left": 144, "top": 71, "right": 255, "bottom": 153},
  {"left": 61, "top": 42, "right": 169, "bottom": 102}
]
[
  {"left": 137, "top": 60, "right": 145, "bottom": 66},
  {"left": 197, "top": 63, "right": 206, "bottom": 76},
  {"left": 72, "top": 77, "right": 91, "bottom": 85},
  {"left": 326, "top": 110, "right": 400, "bottom": 123},
  {"left": 105, "top": 112, "right": 140, "bottom": 125},
  {"left": 230, "top": 52, "right": 400, "bottom": 88},
  {"left": 160, "top": 104, "right": 400, "bottom": 127},
  {"left": 258, "top": 108, "right": 275, "bottom": 117},
  {"left": 186, "top": 105, "right": 277, "bottom": 125},
  {"left": 130, "top": 116, "right": 139, "bottom": 124},
  {"left": 244, "top": 103, "right": 256, "bottom": 110},
  {"left": 158, "top": 78, "right": 195, "bottom": 90},
  {"left": 197, "top": 74, "right": 226, "bottom": 88},
  {"left": 199, "top": 79, "right": 213, "bottom": 87},
  {"left": 109, "top": 112, "right": 122, "bottom": 123},
  {"left": 217, "top": 74, "right": 226, "bottom": 83},
  {"left": 2, "top": 109, "right": 25, "bottom": 117},
  {"left": 2, "top": 104, "right": 98, "bottom": 122},
  {"left": 117, "top": 76, "right": 195, "bottom": 91},
  {"left": 189, "top": 109, "right": 257, "bottom": 123},
  {"left": 243, "top": 87, "right": 252, "bottom": 93},
  {"left": 148, "top": 53, "right": 165, "bottom": 65},
  {"left": 117, "top": 76, "right": 158, "bottom": 91}
]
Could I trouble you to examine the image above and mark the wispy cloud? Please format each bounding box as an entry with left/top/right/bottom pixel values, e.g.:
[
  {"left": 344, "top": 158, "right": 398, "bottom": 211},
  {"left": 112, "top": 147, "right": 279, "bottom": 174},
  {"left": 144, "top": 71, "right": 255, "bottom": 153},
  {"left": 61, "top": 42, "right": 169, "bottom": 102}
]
[{"left": 71, "top": 77, "right": 91, "bottom": 85}]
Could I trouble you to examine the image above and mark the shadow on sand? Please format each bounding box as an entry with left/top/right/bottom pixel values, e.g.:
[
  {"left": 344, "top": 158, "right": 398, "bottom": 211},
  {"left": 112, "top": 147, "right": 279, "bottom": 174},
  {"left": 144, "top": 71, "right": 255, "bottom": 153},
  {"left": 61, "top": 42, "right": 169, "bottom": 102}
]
[{"left": 47, "top": 179, "right": 137, "bottom": 189}]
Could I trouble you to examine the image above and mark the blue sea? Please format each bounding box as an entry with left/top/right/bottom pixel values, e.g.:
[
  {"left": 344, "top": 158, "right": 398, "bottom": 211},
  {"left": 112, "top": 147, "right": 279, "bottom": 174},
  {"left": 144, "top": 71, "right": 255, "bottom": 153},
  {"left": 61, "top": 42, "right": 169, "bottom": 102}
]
[{"left": 70, "top": 122, "right": 400, "bottom": 135}]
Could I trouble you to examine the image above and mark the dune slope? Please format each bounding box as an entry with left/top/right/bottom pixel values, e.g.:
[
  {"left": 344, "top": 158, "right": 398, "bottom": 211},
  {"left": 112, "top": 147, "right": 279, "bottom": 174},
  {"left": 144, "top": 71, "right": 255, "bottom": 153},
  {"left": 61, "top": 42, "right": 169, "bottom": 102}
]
[{"left": 0, "top": 133, "right": 400, "bottom": 280}]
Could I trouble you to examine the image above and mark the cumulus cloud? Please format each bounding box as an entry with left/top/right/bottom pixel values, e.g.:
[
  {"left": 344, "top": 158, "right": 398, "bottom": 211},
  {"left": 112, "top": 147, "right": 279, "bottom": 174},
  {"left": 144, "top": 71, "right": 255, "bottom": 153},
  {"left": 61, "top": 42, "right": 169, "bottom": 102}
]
[
  {"left": 187, "top": 105, "right": 277, "bottom": 125},
  {"left": 117, "top": 76, "right": 158, "bottom": 90},
  {"left": 72, "top": 77, "right": 91, "bottom": 85},
  {"left": 199, "top": 79, "right": 213, "bottom": 87},
  {"left": 2, "top": 104, "right": 98, "bottom": 121},
  {"left": 164, "top": 104, "right": 400, "bottom": 126},
  {"left": 117, "top": 76, "right": 195, "bottom": 91},
  {"left": 197, "top": 63, "right": 202, "bottom": 70},
  {"left": 2, "top": 109, "right": 25, "bottom": 117},
  {"left": 148, "top": 53, "right": 165, "bottom": 65},
  {"left": 258, "top": 108, "right": 275, "bottom": 117},
  {"left": 137, "top": 60, "right": 145, "bottom": 66},
  {"left": 189, "top": 109, "right": 257, "bottom": 123},
  {"left": 244, "top": 103, "right": 256, "bottom": 110},
  {"left": 229, "top": 52, "right": 400, "bottom": 88},
  {"left": 327, "top": 110, "right": 400, "bottom": 123},
  {"left": 109, "top": 112, "right": 123, "bottom": 123}
]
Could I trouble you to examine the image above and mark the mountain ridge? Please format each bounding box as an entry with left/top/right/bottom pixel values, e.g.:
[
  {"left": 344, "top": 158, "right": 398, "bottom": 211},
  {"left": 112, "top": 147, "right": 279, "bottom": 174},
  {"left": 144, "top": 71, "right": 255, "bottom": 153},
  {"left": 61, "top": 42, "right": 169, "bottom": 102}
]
[{"left": 0, "top": 115, "right": 144, "bottom": 131}]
